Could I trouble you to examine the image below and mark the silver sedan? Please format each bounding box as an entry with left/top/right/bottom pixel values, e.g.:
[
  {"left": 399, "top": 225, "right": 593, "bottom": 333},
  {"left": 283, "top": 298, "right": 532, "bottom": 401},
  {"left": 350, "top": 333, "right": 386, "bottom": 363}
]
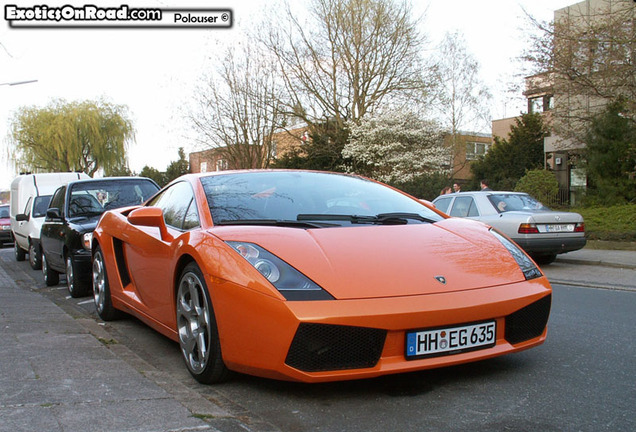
[{"left": 432, "top": 191, "right": 586, "bottom": 264}]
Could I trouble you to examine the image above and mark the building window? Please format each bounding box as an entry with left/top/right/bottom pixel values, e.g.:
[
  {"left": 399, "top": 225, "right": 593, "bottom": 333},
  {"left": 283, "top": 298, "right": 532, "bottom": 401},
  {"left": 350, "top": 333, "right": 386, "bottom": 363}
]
[
  {"left": 466, "top": 142, "right": 489, "bottom": 160},
  {"left": 529, "top": 95, "right": 553, "bottom": 113},
  {"left": 529, "top": 97, "right": 543, "bottom": 113},
  {"left": 216, "top": 159, "right": 228, "bottom": 171},
  {"left": 200, "top": 162, "right": 207, "bottom": 173}
]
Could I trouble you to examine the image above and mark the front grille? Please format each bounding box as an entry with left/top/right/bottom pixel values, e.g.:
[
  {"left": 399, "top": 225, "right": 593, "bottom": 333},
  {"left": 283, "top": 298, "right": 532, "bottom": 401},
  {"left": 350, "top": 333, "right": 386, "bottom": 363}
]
[
  {"left": 285, "top": 323, "right": 387, "bottom": 372},
  {"left": 505, "top": 295, "right": 551, "bottom": 345}
]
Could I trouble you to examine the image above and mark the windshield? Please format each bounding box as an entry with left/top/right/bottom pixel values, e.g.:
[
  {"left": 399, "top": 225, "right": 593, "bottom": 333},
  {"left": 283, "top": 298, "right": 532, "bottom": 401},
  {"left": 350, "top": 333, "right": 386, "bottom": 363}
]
[
  {"left": 200, "top": 171, "right": 443, "bottom": 226},
  {"left": 68, "top": 179, "right": 159, "bottom": 218},
  {"left": 33, "top": 195, "right": 52, "bottom": 218},
  {"left": 488, "top": 193, "right": 550, "bottom": 213},
  {"left": 0, "top": 205, "right": 9, "bottom": 219}
]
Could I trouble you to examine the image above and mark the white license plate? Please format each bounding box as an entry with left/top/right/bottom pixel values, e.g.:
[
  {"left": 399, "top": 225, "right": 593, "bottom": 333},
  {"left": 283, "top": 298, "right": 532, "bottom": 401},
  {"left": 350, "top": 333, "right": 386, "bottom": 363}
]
[
  {"left": 406, "top": 321, "right": 496, "bottom": 359},
  {"left": 546, "top": 224, "right": 574, "bottom": 232}
]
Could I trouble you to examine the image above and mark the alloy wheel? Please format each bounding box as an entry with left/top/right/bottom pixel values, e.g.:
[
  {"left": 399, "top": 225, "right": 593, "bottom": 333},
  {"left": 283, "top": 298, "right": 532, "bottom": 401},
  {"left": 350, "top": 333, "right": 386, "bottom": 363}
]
[
  {"left": 92, "top": 251, "right": 106, "bottom": 314},
  {"left": 176, "top": 271, "right": 212, "bottom": 375},
  {"left": 66, "top": 256, "right": 75, "bottom": 295}
]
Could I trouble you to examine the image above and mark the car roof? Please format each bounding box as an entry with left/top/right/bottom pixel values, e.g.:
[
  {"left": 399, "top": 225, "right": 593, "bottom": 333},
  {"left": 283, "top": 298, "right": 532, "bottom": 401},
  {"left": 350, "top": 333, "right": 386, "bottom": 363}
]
[{"left": 64, "top": 177, "right": 159, "bottom": 187}]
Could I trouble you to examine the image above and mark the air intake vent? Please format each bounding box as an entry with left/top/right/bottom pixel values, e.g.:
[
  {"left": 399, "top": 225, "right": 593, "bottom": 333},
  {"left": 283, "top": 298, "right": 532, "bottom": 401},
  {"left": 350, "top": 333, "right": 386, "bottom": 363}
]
[
  {"left": 286, "top": 323, "right": 386, "bottom": 372},
  {"left": 505, "top": 295, "right": 551, "bottom": 345}
]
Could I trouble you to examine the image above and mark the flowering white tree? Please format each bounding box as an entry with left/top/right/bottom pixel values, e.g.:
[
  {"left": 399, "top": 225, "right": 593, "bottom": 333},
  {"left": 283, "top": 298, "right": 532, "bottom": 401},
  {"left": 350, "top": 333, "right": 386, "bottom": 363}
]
[{"left": 343, "top": 111, "right": 450, "bottom": 184}]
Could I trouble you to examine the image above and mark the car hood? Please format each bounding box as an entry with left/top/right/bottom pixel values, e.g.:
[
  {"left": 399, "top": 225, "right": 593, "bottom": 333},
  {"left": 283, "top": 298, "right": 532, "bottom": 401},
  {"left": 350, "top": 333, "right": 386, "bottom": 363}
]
[
  {"left": 69, "top": 215, "right": 101, "bottom": 232},
  {"left": 213, "top": 218, "right": 529, "bottom": 300}
]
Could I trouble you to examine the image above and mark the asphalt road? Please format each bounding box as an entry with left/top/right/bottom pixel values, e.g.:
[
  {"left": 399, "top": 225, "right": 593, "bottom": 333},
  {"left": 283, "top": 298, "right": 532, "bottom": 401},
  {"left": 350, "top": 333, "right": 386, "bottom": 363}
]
[{"left": 1, "top": 245, "right": 635, "bottom": 432}]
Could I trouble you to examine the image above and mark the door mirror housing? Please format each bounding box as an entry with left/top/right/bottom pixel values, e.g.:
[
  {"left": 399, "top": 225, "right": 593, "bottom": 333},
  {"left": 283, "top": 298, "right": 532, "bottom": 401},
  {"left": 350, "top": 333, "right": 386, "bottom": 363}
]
[
  {"left": 127, "top": 207, "right": 173, "bottom": 242},
  {"left": 46, "top": 208, "right": 62, "bottom": 220},
  {"left": 16, "top": 213, "right": 29, "bottom": 222}
]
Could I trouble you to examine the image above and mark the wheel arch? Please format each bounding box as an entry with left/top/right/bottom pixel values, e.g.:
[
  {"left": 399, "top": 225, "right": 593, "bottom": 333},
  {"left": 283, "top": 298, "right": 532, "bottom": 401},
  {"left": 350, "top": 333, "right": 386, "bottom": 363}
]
[{"left": 174, "top": 254, "right": 197, "bottom": 298}]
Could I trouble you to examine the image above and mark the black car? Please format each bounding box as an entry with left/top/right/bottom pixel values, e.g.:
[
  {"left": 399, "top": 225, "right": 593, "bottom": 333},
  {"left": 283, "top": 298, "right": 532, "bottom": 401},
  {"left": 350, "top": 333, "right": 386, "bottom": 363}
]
[{"left": 40, "top": 177, "right": 159, "bottom": 297}]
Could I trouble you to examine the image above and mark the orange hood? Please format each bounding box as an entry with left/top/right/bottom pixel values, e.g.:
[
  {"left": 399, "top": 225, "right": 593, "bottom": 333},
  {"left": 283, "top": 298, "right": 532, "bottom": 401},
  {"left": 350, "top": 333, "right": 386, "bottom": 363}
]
[{"left": 213, "top": 218, "right": 528, "bottom": 300}]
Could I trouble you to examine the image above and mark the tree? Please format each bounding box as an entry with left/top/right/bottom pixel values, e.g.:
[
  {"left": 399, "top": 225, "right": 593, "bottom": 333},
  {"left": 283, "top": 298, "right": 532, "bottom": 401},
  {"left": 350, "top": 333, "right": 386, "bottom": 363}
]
[
  {"left": 431, "top": 32, "right": 492, "bottom": 178},
  {"left": 190, "top": 43, "right": 284, "bottom": 169},
  {"left": 585, "top": 98, "right": 636, "bottom": 204},
  {"left": 164, "top": 147, "right": 190, "bottom": 184},
  {"left": 272, "top": 119, "right": 350, "bottom": 172},
  {"left": 10, "top": 99, "right": 133, "bottom": 176},
  {"left": 524, "top": 0, "right": 636, "bottom": 143},
  {"left": 515, "top": 169, "right": 559, "bottom": 205},
  {"left": 139, "top": 166, "right": 166, "bottom": 187},
  {"left": 342, "top": 110, "right": 449, "bottom": 184},
  {"left": 139, "top": 147, "right": 190, "bottom": 187},
  {"left": 264, "top": 0, "right": 429, "bottom": 132},
  {"left": 471, "top": 113, "right": 547, "bottom": 190}
]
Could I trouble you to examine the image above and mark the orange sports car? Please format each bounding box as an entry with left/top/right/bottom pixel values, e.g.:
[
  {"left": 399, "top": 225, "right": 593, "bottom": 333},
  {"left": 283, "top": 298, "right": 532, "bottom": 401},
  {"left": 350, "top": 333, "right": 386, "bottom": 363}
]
[{"left": 91, "top": 170, "right": 551, "bottom": 384}]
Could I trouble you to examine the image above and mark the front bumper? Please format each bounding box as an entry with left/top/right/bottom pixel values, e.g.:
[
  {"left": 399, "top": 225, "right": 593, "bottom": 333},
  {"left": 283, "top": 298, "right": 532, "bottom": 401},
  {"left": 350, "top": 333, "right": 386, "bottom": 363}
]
[{"left": 212, "top": 276, "right": 552, "bottom": 383}]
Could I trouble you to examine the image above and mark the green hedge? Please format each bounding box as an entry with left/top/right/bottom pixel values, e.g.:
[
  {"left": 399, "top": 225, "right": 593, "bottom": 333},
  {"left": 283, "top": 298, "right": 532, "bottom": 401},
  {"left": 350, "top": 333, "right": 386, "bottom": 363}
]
[{"left": 574, "top": 204, "right": 636, "bottom": 242}]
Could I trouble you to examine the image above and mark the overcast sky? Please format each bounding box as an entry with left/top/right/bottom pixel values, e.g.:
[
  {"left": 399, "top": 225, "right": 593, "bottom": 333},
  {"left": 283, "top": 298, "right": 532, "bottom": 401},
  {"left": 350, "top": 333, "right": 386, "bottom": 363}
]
[{"left": 0, "top": 0, "right": 576, "bottom": 188}]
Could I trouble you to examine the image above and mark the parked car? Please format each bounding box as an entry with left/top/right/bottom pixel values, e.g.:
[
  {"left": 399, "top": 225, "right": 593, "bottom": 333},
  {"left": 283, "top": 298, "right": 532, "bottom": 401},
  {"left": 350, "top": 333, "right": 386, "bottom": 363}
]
[
  {"left": 92, "top": 170, "right": 552, "bottom": 384},
  {"left": 432, "top": 191, "right": 586, "bottom": 264},
  {"left": 40, "top": 177, "right": 159, "bottom": 297},
  {"left": 10, "top": 172, "right": 89, "bottom": 269},
  {"left": 0, "top": 204, "right": 12, "bottom": 246}
]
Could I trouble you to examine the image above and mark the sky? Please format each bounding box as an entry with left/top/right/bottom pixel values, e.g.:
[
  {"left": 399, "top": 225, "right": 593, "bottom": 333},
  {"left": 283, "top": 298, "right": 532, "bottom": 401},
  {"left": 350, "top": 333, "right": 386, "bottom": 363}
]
[{"left": 0, "top": 0, "right": 577, "bottom": 189}]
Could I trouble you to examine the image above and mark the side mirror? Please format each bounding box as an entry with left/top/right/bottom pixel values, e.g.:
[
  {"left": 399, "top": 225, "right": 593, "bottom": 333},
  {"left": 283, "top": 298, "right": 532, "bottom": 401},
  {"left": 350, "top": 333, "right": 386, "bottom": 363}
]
[
  {"left": 16, "top": 213, "right": 29, "bottom": 222},
  {"left": 127, "top": 207, "right": 173, "bottom": 242},
  {"left": 46, "top": 208, "right": 62, "bottom": 220}
]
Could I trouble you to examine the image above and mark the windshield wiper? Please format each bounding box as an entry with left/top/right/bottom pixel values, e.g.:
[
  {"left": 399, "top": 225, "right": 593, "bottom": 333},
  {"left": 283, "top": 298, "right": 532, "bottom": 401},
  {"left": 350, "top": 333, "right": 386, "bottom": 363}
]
[
  {"left": 297, "top": 213, "right": 437, "bottom": 225},
  {"left": 216, "top": 219, "right": 335, "bottom": 228}
]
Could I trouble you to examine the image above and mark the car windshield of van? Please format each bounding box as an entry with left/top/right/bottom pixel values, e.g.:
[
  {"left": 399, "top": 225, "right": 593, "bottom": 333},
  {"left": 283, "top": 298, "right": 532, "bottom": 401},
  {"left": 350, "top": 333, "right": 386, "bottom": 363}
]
[
  {"left": 68, "top": 180, "right": 159, "bottom": 218},
  {"left": 33, "top": 195, "right": 52, "bottom": 218}
]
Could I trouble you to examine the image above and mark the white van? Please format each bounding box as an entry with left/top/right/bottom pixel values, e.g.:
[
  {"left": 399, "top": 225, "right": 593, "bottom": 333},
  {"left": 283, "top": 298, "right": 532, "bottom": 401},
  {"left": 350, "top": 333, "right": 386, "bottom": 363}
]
[{"left": 10, "top": 172, "right": 89, "bottom": 269}]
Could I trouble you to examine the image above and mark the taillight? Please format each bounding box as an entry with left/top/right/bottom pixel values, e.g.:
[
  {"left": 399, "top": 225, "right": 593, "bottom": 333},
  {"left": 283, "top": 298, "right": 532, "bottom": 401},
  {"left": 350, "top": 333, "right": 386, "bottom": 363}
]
[
  {"left": 574, "top": 222, "right": 585, "bottom": 233},
  {"left": 518, "top": 223, "right": 539, "bottom": 234}
]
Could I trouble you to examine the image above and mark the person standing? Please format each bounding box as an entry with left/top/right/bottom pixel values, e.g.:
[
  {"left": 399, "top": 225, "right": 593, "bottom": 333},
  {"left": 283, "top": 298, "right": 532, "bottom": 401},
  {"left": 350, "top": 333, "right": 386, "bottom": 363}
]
[
  {"left": 480, "top": 179, "right": 492, "bottom": 191},
  {"left": 453, "top": 183, "right": 462, "bottom": 193}
]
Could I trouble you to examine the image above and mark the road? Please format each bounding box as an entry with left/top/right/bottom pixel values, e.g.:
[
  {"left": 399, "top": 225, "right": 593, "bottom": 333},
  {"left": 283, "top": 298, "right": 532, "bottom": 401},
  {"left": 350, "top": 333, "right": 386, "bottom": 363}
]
[{"left": 1, "top": 246, "right": 635, "bottom": 432}]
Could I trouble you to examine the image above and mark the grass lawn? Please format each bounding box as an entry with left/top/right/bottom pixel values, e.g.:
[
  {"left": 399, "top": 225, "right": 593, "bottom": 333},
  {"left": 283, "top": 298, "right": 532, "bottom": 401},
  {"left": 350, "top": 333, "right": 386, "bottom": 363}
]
[{"left": 573, "top": 204, "right": 636, "bottom": 247}]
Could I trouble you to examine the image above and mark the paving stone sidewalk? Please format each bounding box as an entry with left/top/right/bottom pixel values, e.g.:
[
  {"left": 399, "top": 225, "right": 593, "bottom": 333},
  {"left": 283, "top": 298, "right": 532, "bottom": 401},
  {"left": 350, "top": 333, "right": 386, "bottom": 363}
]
[{"left": 0, "top": 260, "right": 225, "bottom": 432}]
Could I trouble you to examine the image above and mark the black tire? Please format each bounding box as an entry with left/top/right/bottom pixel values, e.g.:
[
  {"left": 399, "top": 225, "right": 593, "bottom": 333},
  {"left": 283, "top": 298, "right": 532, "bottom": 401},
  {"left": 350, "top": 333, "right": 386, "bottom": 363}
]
[
  {"left": 92, "top": 246, "right": 122, "bottom": 321},
  {"left": 42, "top": 253, "right": 59, "bottom": 286},
  {"left": 532, "top": 253, "right": 557, "bottom": 265},
  {"left": 176, "top": 262, "right": 229, "bottom": 384},
  {"left": 15, "top": 242, "right": 26, "bottom": 262},
  {"left": 66, "top": 254, "right": 90, "bottom": 298},
  {"left": 28, "top": 241, "right": 42, "bottom": 270}
]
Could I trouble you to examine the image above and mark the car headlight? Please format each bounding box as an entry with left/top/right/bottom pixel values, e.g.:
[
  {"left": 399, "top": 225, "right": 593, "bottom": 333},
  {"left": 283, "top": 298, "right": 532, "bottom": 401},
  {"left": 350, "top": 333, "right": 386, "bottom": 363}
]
[
  {"left": 226, "top": 241, "right": 334, "bottom": 301},
  {"left": 490, "top": 229, "right": 542, "bottom": 280},
  {"left": 82, "top": 232, "right": 93, "bottom": 251}
]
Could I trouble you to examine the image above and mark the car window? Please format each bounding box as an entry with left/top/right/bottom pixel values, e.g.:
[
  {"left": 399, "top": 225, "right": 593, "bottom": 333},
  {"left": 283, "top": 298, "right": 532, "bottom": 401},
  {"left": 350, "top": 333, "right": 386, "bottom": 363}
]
[
  {"left": 0, "top": 206, "right": 9, "bottom": 219},
  {"left": 434, "top": 197, "right": 452, "bottom": 214},
  {"left": 23, "top": 197, "right": 33, "bottom": 217},
  {"left": 49, "top": 186, "right": 67, "bottom": 216},
  {"left": 450, "top": 196, "right": 479, "bottom": 217},
  {"left": 487, "top": 193, "right": 549, "bottom": 213},
  {"left": 148, "top": 181, "right": 199, "bottom": 230}
]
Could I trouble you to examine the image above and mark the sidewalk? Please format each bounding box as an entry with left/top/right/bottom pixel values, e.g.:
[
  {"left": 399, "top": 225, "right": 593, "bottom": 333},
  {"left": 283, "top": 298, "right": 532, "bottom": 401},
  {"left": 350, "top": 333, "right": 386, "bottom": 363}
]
[
  {"left": 0, "top": 259, "right": 230, "bottom": 432},
  {"left": 555, "top": 247, "right": 636, "bottom": 270},
  {"left": 546, "top": 247, "right": 636, "bottom": 291}
]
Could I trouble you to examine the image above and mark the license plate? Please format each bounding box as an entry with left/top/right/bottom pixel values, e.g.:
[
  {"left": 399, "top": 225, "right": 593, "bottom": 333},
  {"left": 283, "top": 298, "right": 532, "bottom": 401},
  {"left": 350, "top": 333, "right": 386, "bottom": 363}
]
[
  {"left": 406, "top": 321, "right": 496, "bottom": 359},
  {"left": 546, "top": 224, "right": 574, "bottom": 232}
]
